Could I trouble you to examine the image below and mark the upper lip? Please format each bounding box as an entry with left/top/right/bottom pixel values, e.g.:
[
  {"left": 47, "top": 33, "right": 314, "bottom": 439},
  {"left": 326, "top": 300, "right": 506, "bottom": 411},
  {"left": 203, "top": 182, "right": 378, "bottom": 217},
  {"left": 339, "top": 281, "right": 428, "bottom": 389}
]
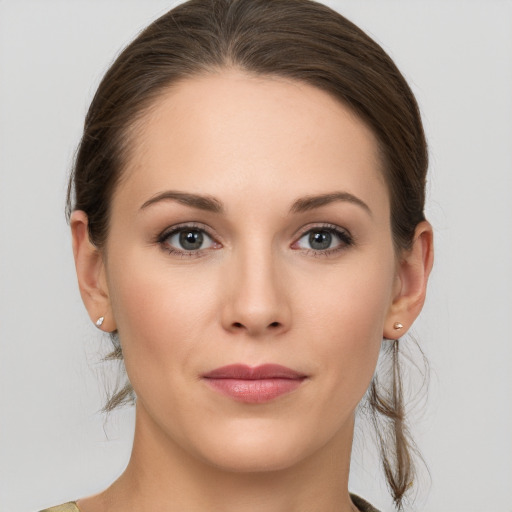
[{"left": 202, "top": 364, "right": 306, "bottom": 380}]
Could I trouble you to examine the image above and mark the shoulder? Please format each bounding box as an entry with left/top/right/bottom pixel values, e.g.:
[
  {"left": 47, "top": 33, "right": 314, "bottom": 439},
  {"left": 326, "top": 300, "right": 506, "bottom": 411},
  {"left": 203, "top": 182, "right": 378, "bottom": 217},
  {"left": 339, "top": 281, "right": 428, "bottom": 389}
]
[
  {"left": 350, "top": 494, "right": 381, "bottom": 512},
  {"left": 39, "top": 503, "right": 80, "bottom": 512}
]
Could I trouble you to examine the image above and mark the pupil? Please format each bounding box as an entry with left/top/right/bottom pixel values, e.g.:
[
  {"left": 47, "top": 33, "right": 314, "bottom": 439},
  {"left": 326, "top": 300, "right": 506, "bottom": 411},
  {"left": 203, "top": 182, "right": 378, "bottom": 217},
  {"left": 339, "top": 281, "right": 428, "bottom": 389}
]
[
  {"left": 179, "top": 230, "right": 203, "bottom": 250},
  {"left": 309, "top": 231, "right": 331, "bottom": 250}
]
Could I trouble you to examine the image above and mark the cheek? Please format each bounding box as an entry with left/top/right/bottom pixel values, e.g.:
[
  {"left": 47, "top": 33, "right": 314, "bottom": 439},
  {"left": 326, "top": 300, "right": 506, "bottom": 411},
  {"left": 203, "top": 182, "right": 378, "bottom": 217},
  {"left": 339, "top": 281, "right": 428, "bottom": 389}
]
[
  {"left": 302, "top": 251, "right": 394, "bottom": 337},
  {"left": 106, "top": 251, "right": 218, "bottom": 383},
  {"left": 298, "top": 252, "right": 395, "bottom": 401}
]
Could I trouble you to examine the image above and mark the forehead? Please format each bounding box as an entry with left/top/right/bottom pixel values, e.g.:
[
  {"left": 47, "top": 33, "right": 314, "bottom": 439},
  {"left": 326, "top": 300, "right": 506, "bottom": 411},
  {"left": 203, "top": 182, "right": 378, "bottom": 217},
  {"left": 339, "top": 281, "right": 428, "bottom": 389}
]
[{"left": 116, "top": 70, "right": 388, "bottom": 214}]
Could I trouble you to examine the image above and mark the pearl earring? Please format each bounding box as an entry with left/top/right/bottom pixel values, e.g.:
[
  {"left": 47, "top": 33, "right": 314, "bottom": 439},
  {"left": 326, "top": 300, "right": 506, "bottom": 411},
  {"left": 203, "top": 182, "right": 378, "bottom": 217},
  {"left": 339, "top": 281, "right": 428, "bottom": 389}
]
[{"left": 95, "top": 316, "right": 105, "bottom": 327}]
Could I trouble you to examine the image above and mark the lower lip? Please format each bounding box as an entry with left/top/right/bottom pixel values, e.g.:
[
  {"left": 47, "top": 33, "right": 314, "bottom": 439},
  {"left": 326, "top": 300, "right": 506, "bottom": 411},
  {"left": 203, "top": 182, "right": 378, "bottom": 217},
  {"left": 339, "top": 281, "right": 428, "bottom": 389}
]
[{"left": 204, "top": 378, "right": 305, "bottom": 403}]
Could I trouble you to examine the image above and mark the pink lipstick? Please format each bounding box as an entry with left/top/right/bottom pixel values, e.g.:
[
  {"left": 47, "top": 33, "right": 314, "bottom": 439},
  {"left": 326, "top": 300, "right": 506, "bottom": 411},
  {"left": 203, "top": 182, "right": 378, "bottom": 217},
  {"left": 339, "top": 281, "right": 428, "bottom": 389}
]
[{"left": 202, "top": 364, "right": 307, "bottom": 403}]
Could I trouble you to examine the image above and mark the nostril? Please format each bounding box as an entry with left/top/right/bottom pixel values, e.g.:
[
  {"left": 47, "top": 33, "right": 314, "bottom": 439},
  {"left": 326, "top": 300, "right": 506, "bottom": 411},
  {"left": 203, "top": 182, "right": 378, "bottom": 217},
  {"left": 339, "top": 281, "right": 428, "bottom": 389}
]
[
  {"left": 269, "top": 322, "right": 280, "bottom": 328},
  {"left": 233, "top": 322, "right": 244, "bottom": 329}
]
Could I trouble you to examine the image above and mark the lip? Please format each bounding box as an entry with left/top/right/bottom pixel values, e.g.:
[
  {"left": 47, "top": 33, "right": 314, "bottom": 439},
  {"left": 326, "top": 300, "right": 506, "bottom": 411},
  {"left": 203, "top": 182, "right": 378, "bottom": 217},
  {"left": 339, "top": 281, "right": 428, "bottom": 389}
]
[{"left": 202, "top": 364, "right": 307, "bottom": 404}]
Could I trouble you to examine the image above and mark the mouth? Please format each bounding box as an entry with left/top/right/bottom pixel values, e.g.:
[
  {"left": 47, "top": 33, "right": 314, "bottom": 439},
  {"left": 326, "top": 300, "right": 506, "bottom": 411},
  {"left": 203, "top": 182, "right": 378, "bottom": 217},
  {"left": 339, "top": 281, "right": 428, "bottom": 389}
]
[{"left": 202, "top": 364, "right": 308, "bottom": 404}]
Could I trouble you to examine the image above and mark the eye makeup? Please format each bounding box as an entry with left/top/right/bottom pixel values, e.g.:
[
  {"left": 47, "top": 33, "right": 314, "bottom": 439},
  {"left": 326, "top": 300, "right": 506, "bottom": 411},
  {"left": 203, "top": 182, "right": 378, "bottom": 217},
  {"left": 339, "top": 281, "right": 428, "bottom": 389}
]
[{"left": 154, "top": 220, "right": 354, "bottom": 259}]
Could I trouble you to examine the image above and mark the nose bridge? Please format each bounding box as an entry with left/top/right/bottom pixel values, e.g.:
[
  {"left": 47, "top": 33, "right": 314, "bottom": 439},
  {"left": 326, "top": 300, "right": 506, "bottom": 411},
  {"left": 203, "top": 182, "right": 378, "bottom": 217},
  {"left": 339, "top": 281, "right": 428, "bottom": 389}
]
[{"left": 222, "top": 236, "right": 290, "bottom": 335}]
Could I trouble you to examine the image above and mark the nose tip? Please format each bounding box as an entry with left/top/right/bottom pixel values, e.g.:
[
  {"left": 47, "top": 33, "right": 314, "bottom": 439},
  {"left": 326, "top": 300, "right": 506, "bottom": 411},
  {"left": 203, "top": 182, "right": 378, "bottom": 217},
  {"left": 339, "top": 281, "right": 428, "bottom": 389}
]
[{"left": 221, "top": 257, "right": 291, "bottom": 337}]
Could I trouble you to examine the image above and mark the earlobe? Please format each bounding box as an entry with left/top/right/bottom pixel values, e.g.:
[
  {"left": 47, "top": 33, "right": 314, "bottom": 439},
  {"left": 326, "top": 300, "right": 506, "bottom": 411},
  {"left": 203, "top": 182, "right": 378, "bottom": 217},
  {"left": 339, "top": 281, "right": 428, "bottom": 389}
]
[
  {"left": 70, "top": 211, "right": 116, "bottom": 332},
  {"left": 384, "top": 221, "right": 434, "bottom": 339}
]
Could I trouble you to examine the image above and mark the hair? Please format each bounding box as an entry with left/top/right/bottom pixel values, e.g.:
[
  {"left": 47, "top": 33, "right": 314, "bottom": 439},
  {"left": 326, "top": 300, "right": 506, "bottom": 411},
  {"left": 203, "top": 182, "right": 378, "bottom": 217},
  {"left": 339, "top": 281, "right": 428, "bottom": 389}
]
[{"left": 66, "top": 0, "right": 428, "bottom": 508}]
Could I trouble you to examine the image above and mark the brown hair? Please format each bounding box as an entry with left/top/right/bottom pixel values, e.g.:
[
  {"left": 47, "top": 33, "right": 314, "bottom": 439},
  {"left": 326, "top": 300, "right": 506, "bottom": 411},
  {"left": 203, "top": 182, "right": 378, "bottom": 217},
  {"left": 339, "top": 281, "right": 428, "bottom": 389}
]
[{"left": 67, "top": 0, "right": 428, "bottom": 508}]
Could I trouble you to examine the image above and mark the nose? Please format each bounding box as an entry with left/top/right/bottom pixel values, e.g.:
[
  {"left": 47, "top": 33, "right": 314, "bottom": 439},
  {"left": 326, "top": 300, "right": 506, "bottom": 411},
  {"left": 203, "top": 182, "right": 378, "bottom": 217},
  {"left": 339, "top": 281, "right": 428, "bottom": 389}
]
[{"left": 220, "top": 245, "right": 291, "bottom": 337}]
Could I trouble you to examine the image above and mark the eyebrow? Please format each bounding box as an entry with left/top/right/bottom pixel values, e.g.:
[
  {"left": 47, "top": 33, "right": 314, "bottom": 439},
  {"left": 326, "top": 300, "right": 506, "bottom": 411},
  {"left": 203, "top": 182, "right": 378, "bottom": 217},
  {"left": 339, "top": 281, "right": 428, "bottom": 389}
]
[
  {"left": 140, "top": 190, "right": 371, "bottom": 216},
  {"left": 290, "top": 192, "right": 372, "bottom": 216},
  {"left": 140, "top": 191, "right": 224, "bottom": 213}
]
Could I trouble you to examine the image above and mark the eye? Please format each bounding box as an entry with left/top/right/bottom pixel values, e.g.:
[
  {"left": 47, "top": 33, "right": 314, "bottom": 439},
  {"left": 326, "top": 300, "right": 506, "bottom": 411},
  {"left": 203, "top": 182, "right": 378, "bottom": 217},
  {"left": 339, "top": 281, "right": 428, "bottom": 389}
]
[
  {"left": 293, "top": 226, "right": 353, "bottom": 253},
  {"left": 159, "top": 225, "right": 218, "bottom": 254}
]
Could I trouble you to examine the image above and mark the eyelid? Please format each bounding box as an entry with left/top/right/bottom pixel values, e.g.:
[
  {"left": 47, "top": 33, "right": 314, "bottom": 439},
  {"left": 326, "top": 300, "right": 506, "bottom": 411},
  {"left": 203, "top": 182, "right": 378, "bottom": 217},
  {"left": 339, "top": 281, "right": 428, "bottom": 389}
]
[
  {"left": 157, "top": 221, "right": 214, "bottom": 241},
  {"left": 293, "top": 222, "right": 351, "bottom": 240}
]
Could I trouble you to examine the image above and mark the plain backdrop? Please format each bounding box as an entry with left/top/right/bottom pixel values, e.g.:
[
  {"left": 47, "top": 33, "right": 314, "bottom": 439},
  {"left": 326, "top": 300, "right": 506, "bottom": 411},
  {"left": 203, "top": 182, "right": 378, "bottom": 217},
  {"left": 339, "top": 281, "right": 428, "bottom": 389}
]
[{"left": 1, "top": 1, "right": 511, "bottom": 511}]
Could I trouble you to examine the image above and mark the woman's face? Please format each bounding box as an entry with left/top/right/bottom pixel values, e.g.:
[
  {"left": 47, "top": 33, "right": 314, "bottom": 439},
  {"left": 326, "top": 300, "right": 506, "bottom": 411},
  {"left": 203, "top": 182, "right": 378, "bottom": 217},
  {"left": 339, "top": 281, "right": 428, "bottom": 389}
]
[{"left": 103, "top": 70, "right": 399, "bottom": 471}]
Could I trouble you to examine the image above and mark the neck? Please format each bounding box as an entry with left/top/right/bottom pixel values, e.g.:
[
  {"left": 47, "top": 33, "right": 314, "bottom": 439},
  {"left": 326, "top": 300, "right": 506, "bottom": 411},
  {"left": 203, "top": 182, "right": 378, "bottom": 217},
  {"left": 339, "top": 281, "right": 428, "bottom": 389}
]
[{"left": 80, "top": 403, "right": 358, "bottom": 512}]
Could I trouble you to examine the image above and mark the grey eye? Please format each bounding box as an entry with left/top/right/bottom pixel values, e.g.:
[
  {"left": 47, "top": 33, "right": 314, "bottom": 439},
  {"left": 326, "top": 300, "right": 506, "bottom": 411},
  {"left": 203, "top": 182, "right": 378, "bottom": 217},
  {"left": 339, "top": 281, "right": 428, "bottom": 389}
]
[
  {"left": 167, "top": 229, "right": 214, "bottom": 251},
  {"left": 308, "top": 230, "right": 332, "bottom": 250},
  {"left": 295, "top": 228, "right": 349, "bottom": 251}
]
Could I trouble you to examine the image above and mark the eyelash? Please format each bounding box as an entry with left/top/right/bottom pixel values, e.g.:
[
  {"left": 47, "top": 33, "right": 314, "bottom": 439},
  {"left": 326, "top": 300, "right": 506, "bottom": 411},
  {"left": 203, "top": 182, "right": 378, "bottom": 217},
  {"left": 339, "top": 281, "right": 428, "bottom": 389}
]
[{"left": 156, "top": 223, "right": 354, "bottom": 258}]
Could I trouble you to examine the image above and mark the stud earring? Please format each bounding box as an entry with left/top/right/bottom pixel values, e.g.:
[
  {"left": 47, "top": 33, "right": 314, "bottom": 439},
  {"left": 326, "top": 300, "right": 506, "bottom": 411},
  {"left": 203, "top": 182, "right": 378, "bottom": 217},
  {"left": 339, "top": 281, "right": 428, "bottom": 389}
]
[
  {"left": 95, "top": 316, "right": 105, "bottom": 328},
  {"left": 393, "top": 322, "right": 404, "bottom": 330}
]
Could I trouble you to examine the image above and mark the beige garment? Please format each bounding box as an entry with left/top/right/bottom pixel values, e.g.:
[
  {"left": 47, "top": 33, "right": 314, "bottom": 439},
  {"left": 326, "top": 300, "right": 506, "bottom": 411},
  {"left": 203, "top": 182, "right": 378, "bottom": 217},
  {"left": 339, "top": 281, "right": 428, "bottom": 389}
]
[
  {"left": 40, "top": 494, "right": 379, "bottom": 512},
  {"left": 39, "top": 503, "right": 79, "bottom": 512}
]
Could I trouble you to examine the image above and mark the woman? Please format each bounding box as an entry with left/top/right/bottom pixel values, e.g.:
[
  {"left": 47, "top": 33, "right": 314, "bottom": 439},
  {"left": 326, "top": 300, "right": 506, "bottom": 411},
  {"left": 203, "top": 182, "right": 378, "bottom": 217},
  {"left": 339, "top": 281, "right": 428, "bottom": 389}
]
[{"left": 43, "top": 0, "right": 433, "bottom": 510}]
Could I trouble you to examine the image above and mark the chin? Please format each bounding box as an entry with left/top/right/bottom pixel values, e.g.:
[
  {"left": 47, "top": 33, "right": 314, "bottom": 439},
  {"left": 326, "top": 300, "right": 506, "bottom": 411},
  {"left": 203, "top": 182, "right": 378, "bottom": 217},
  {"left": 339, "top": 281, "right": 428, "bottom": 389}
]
[
  {"left": 190, "top": 419, "right": 327, "bottom": 474},
  {"left": 205, "top": 443, "right": 307, "bottom": 474}
]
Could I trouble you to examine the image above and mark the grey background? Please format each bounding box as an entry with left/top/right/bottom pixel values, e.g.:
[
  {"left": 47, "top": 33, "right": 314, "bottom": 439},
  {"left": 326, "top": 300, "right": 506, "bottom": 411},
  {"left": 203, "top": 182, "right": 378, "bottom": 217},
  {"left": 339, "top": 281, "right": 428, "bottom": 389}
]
[{"left": 1, "top": 1, "right": 511, "bottom": 510}]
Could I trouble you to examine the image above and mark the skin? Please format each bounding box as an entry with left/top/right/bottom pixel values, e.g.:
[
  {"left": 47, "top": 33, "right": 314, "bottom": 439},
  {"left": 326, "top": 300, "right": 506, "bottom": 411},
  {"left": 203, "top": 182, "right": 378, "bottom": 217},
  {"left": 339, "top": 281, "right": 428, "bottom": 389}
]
[{"left": 71, "top": 70, "right": 433, "bottom": 512}]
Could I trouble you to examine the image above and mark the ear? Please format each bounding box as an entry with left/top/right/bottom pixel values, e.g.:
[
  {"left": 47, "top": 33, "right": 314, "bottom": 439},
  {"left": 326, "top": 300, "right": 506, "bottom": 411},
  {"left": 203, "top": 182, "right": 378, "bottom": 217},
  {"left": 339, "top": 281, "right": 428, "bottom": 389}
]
[
  {"left": 70, "top": 210, "right": 116, "bottom": 332},
  {"left": 384, "top": 221, "right": 434, "bottom": 339}
]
